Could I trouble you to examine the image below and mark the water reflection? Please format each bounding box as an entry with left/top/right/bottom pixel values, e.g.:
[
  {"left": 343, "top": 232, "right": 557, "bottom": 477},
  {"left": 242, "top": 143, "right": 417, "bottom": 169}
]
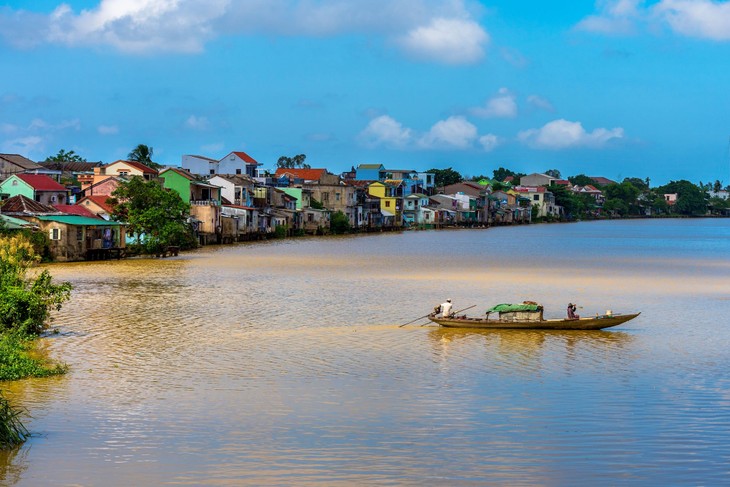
[{"left": 2, "top": 220, "right": 730, "bottom": 485}]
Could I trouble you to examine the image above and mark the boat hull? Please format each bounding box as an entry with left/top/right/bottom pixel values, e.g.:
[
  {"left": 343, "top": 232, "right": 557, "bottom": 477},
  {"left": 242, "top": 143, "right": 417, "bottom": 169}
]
[{"left": 429, "top": 312, "right": 641, "bottom": 330}]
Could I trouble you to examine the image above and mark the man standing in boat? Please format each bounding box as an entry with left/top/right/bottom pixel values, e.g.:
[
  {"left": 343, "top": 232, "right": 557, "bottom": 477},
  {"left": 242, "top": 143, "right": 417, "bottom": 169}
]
[
  {"left": 441, "top": 299, "right": 453, "bottom": 318},
  {"left": 567, "top": 303, "right": 580, "bottom": 320}
]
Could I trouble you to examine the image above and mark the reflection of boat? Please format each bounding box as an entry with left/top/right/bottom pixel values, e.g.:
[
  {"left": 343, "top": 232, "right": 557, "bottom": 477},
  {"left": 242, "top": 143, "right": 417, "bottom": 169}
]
[{"left": 429, "top": 303, "right": 640, "bottom": 330}]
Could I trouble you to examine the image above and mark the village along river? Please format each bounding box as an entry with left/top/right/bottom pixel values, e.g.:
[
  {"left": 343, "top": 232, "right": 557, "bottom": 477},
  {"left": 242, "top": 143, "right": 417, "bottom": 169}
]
[{"left": 2, "top": 218, "right": 730, "bottom": 485}]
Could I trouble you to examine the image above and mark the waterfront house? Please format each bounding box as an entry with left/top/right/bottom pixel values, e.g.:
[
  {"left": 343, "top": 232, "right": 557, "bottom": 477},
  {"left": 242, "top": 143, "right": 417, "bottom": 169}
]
[
  {"left": 367, "top": 181, "right": 400, "bottom": 226},
  {"left": 514, "top": 186, "right": 562, "bottom": 218},
  {"left": 274, "top": 168, "right": 357, "bottom": 226},
  {"left": 160, "top": 167, "right": 222, "bottom": 244},
  {"left": 214, "top": 151, "right": 261, "bottom": 177},
  {"left": 403, "top": 193, "right": 431, "bottom": 226},
  {"left": 0, "top": 154, "right": 44, "bottom": 181},
  {"left": 208, "top": 174, "right": 256, "bottom": 207},
  {"left": 0, "top": 174, "right": 70, "bottom": 206}
]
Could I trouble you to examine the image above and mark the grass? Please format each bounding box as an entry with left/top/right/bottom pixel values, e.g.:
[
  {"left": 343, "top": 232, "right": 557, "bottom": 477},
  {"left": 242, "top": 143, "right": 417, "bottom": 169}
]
[
  {"left": 0, "top": 391, "right": 29, "bottom": 449},
  {"left": 0, "top": 332, "right": 67, "bottom": 382}
]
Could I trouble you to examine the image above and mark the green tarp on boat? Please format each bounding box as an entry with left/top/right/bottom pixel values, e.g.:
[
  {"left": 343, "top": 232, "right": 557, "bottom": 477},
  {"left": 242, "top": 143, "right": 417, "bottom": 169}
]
[{"left": 486, "top": 303, "right": 542, "bottom": 313}]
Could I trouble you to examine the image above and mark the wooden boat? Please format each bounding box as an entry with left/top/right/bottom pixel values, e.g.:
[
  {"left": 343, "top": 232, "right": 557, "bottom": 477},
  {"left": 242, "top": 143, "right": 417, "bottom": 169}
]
[{"left": 428, "top": 312, "right": 640, "bottom": 330}]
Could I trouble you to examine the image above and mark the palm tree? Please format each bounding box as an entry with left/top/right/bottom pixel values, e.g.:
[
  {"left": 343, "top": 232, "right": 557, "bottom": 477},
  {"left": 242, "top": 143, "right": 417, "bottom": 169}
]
[{"left": 128, "top": 144, "right": 160, "bottom": 168}]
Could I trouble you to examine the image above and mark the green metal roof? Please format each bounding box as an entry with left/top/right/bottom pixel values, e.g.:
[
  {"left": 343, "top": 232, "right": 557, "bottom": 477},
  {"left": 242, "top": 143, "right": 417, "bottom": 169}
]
[
  {"left": 0, "top": 214, "right": 35, "bottom": 229},
  {"left": 34, "top": 215, "right": 121, "bottom": 226}
]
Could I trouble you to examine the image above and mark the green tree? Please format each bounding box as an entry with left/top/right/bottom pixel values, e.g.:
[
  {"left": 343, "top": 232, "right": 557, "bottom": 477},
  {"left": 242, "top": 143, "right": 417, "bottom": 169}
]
[
  {"left": 276, "top": 154, "right": 310, "bottom": 169},
  {"left": 545, "top": 169, "right": 561, "bottom": 178},
  {"left": 0, "top": 234, "right": 72, "bottom": 336},
  {"left": 45, "top": 149, "right": 86, "bottom": 163},
  {"left": 656, "top": 180, "right": 707, "bottom": 215},
  {"left": 128, "top": 144, "right": 161, "bottom": 169},
  {"left": 567, "top": 174, "right": 594, "bottom": 187},
  {"left": 604, "top": 181, "right": 641, "bottom": 215},
  {"left": 492, "top": 167, "right": 525, "bottom": 183},
  {"left": 622, "top": 177, "right": 649, "bottom": 191},
  {"left": 428, "top": 167, "right": 463, "bottom": 187},
  {"left": 329, "top": 211, "right": 351, "bottom": 234},
  {"left": 713, "top": 180, "right": 723, "bottom": 193},
  {"left": 111, "top": 177, "right": 196, "bottom": 254}
]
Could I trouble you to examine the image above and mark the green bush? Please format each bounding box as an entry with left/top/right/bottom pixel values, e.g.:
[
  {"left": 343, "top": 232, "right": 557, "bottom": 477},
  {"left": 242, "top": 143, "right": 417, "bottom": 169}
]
[{"left": 0, "top": 390, "right": 29, "bottom": 449}]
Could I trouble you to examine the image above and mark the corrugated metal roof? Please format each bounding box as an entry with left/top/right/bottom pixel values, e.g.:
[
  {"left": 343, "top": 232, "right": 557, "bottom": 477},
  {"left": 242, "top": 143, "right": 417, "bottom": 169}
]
[{"left": 34, "top": 215, "right": 121, "bottom": 226}]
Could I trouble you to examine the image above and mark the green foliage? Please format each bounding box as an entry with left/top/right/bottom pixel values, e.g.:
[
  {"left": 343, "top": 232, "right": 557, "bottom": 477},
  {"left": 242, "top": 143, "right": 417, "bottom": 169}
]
[
  {"left": 0, "top": 235, "right": 72, "bottom": 336},
  {"left": 0, "top": 389, "right": 29, "bottom": 448},
  {"left": 329, "top": 211, "right": 351, "bottom": 234},
  {"left": 273, "top": 225, "right": 288, "bottom": 238},
  {"left": 112, "top": 177, "right": 197, "bottom": 255},
  {"left": 604, "top": 181, "right": 641, "bottom": 215},
  {"left": 548, "top": 184, "right": 597, "bottom": 220},
  {"left": 45, "top": 149, "right": 86, "bottom": 163},
  {"left": 656, "top": 180, "right": 708, "bottom": 215},
  {"left": 492, "top": 167, "right": 525, "bottom": 183},
  {"left": 310, "top": 198, "right": 324, "bottom": 210},
  {"left": 427, "top": 167, "right": 463, "bottom": 187},
  {"left": 568, "top": 174, "right": 597, "bottom": 187},
  {"left": 0, "top": 332, "right": 67, "bottom": 381},
  {"left": 277, "top": 154, "right": 310, "bottom": 169},
  {"left": 622, "top": 177, "right": 649, "bottom": 190},
  {"left": 128, "top": 144, "right": 161, "bottom": 169},
  {"left": 545, "top": 169, "right": 561, "bottom": 178}
]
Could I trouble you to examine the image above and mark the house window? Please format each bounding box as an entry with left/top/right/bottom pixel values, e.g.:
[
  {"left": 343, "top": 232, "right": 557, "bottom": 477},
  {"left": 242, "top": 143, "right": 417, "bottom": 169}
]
[
  {"left": 385, "top": 201, "right": 391, "bottom": 208},
  {"left": 335, "top": 192, "right": 340, "bottom": 201},
  {"left": 210, "top": 169, "right": 215, "bottom": 175},
  {"left": 11, "top": 180, "right": 18, "bottom": 186},
  {"left": 49, "top": 228, "right": 61, "bottom": 240},
  {"left": 533, "top": 195, "right": 540, "bottom": 201},
  {"left": 77, "top": 227, "right": 83, "bottom": 241},
  {"left": 236, "top": 169, "right": 242, "bottom": 175}
]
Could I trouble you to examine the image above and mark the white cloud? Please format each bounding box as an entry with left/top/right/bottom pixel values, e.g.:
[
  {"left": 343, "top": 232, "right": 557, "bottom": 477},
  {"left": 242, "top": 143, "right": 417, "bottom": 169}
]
[
  {"left": 397, "top": 17, "right": 489, "bottom": 64},
  {"left": 419, "top": 116, "right": 478, "bottom": 149},
  {"left": 1, "top": 136, "right": 44, "bottom": 154},
  {"left": 527, "top": 95, "right": 555, "bottom": 112},
  {"left": 185, "top": 115, "right": 210, "bottom": 130},
  {"left": 359, "top": 115, "right": 413, "bottom": 148},
  {"left": 654, "top": 0, "right": 730, "bottom": 40},
  {"left": 0, "top": 1, "right": 489, "bottom": 63},
  {"left": 518, "top": 119, "right": 624, "bottom": 149},
  {"left": 479, "top": 134, "right": 502, "bottom": 152},
  {"left": 98, "top": 124, "right": 119, "bottom": 135},
  {"left": 0, "top": 123, "right": 18, "bottom": 135},
  {"left": 577, "top": 0, "right": 730, "bottom": 40},
  {"left": 471, "top": 88, "right": 517, "bottom": 118}
]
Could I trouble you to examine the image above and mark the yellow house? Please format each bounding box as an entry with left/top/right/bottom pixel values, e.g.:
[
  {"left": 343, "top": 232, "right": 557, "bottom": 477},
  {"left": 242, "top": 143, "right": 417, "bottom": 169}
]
[{"left": 368, "top": 181, "right": 399, "bottom": 222}]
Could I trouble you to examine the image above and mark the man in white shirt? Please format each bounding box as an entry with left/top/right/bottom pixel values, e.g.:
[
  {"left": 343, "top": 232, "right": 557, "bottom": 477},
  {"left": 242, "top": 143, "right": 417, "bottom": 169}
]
[{"left": 441, "top": 299, "right": 453, "bottom": 318}]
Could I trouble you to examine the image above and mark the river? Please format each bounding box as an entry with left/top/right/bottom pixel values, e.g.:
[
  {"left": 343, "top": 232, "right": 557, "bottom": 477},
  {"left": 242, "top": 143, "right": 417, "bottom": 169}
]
[{"left": 2, "top": 219, "right": 730, "bottom": 485}]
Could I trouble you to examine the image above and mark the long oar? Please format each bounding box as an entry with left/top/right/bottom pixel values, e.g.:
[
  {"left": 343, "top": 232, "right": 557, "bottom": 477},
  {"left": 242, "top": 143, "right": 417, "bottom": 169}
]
[
  {"left": 400, "top": 312, "right": 435, "bottom": 327},
  {"left": 420, "top": 304, "right": 477, "bottom": 326}
]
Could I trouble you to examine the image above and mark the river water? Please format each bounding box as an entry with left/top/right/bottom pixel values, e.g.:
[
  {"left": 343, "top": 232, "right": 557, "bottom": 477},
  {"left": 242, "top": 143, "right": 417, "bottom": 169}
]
[{"left": 2, "top": 219, "right": 730, "bottom": 485}]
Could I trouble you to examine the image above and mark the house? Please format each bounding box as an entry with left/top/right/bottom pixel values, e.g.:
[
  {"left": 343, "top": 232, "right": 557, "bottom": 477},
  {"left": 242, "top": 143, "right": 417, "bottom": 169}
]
[
  {"left": 77, "top": 195, "right": 116, "bottom": 220},
  {"left": 573, "top": 185, "right": 605, "bottom": 204},
  {"left": 181, "top": 155, "right": 218, "bottom": 176},
  {"left": 367, "top": 181, "right": 400, "bottom": 226},
  {"left": 664, "top": 193, "right": 678, "bottom": 206},
  {"left": 274, "top": 168, "right": 356, "bottom": 226},
  {"left": 210, "top": 151, "right": 261, "bottom": 177},
  {"left": 0, "top": 174, "right": 69, "bottom": 206},
  {"left": 355, "top": 164, "right": 387, "bottom": 181},
  {"left": 39, "top": 160, "right": 103, "bottom": 183},
  {"left": 403, "top": 193, "right": 431, "bottom": 226},
  {"left": 519, "top": 173, "right": 557, "bottom": 187},
  {"left": 208, "top": 174, "right": 256, "bottom": 207},
  {"left": 514, "top": 186, "right": 562, "bottom": 218},
  {"left": 0, "top": 194, "right": 125, "bottom": 261},
  {"left": 0, "top": 154, "right": 44, "bottom": 180},
  {"left": 589, "top": 176, "right": 617, "bottom": 186},
  {"left": 0, "top": 214, "right": 35, "bottom": 230},
  {"left": 86, "top": 160, "right": 158, "bottom": 187},
  {"left": 160, "top": 167, "right": 222, "bottom": 244},
  {"left": 80, "top": 175, "right": 124, "bottom": 197}
]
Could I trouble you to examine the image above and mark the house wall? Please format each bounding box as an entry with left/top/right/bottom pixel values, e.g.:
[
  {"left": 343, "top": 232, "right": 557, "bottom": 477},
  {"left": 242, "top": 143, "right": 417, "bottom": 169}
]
[
  {"left": 191, "top": 204, "right": 220, "bottom": 235},
  {"left": 208, "top": 176, "right": 234, "bottom": 203},
  {"left": 80, "top": 199, "right": 111, "bottom": 219},
  {"left": 161, "top": 171, "right": 191, "bottom": 204},
  {"left": 520, "top": 174, "right": 554, "bottom": 187},
  {"left": 0, "top": 177, "right": 34, "bottom": 200},
  {"left": 181, "top": 155, "right": 215, "bottom": 176},
  {"left": 355, "top": 166, "right": 384, "bottom": 181},
  {"left": 84, "top": 178, "right": 120, "bottom": 197},
  {"left": 101, "top": 161, "right": 151, "bottom": 179}
]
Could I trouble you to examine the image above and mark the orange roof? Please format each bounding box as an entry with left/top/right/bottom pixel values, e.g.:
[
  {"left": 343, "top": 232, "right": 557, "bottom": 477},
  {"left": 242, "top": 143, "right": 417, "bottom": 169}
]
[
  {"left": 53, "top": 204, "right": 98, "bottom": 218},
  {"left": 78, "top": 195, "right": 115, "bottom": 213},
  {"left": 231, "top": 151, "right": 260, "bottom": 165},
  {"left": 16, "top": 174, "right": 67, "bottom": 191},
  {"left": 274, "top": 168, "right": 327, "bottom": 181}
]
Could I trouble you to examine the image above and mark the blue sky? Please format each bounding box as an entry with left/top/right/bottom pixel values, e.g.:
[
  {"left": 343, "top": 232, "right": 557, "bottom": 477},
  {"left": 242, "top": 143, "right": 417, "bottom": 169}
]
[{"left": 1, "top": 0, "right": 730, "bottom": 185}]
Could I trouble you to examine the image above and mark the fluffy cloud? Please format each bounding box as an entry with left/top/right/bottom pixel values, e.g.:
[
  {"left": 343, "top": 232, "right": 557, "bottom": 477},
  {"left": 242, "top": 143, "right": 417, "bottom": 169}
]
[
  {"left": 1, "top": 136, "right": 44, "bottom": 154},
  {"left": 359, "top": 115, "right": 413, "bottom": 148},
  {"left": 0, "top": 0, "right": 489, "bottom": 63},
  {"left": 419, "top": 116, "right": 479, "bottom": 149},
  {"left": 479, "top": 134, "right": 502, "bottom": 152},
  {"left": 577, "top": 0, "right": 730, "bottom": 40},
  {"left": 471, "top": 88, "right": 517, "bottom": 118},
  {"left": 518, "top": 119, "right": 624, "bottom": 149},
  {"left": 397, "top": 18, "right": 489, "bottom": 64},
  {"left": 527, "top": 95, "right": 555, "bottom": 112}
]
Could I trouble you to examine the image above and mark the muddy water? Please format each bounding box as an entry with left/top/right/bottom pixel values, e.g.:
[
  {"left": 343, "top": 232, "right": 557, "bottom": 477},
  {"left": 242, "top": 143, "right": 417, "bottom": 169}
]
[{"left": 2, "top": 219, "right": 730, "bottom": 485}]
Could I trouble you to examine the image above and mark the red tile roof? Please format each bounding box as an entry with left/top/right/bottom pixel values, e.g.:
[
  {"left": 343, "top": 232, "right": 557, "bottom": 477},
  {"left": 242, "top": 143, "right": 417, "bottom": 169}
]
[
  {"left": 0, "top": 195, "right": 58, "bottom": 214},
  {"left": 231, "top": 151, "right": 260, "bottom": 165},
  {"left": 78, "top": 195, "right": 116, "bottom": 213},
  {"left": 53, "top": 204, "right": 98, "bottom": 218},
  {"left": 16, "top": 174, "right": 68, "bottom": 191},
  {"left": 274, "top": 168, "right": 327, "bottom": 181}
]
